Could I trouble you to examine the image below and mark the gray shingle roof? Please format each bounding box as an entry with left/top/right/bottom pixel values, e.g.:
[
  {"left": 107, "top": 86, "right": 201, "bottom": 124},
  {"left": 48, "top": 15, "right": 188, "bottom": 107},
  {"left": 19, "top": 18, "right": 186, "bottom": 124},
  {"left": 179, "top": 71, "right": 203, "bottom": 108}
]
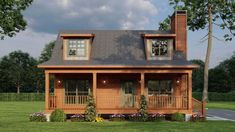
[{"left": 39, "top": 30, "right": 197, "bottom": 68}]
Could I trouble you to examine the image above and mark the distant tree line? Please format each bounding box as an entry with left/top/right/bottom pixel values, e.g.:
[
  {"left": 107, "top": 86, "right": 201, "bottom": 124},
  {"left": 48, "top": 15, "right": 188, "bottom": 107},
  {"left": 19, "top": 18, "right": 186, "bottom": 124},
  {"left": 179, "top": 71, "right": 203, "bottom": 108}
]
[
  {"left": 191, "top": 53, "right": 235, "bottom": 93},
  {"left": 0, "top": 40, "right": 235, "bottom": 93},
  {"left": 0, "top": 41, "right": 55, "bottom": 93}
]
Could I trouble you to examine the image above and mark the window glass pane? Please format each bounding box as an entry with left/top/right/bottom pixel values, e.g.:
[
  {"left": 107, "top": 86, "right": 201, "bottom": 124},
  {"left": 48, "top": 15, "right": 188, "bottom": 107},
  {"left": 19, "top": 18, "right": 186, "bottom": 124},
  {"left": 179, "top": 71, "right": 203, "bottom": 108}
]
[
  {"left": 122, "top": 81, "right": 135, "bottom": 94},
  {"left": 151, "top": 39, "right": 169, "bottom": 57},
  {"left": 67, "top": 39, "right": 86, "bottom": 57},
  {"left": 65, "top": 80, "right": 90, "bottom": 96},
  {"left": 148, "top": 80, "right": 172, "bottom": 95}
]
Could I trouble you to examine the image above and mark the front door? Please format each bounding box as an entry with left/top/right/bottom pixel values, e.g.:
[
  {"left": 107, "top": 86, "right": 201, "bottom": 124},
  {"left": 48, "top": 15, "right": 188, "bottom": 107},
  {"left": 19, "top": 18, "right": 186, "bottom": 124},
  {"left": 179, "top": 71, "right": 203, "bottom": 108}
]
[{"left": 121, "top": 80, "right": 136, "bottom": 107}]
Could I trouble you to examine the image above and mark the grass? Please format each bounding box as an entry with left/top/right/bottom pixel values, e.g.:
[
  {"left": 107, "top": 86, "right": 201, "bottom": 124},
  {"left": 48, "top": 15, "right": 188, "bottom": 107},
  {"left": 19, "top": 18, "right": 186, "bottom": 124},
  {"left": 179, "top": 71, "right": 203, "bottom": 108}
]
[
  {"left": 0, "top": 102, "right": 235, "bottom": 132},
  {"left": 207, "top": 102, "right": 235, "bottom": 111}
]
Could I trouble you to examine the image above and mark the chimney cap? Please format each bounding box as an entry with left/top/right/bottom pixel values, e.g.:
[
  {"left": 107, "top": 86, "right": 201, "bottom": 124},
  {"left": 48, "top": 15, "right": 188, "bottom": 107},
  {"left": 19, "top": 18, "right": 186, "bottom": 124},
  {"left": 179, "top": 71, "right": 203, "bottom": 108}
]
[{"left": 175, "top": 10, "right": 187, "bottom": 15}]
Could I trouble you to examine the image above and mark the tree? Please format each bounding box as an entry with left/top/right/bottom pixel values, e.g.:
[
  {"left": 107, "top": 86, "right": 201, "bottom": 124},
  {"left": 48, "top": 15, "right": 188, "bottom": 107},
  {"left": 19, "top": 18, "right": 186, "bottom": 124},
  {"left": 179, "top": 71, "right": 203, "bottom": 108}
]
[
  {"left": 216, "top": 52, "right": 235, "bottom": 91},
  {"left": 209, "top": 67, "right": 231, "bottom": 92},
  {"left": 84, "top": 93, "right": 96, "bottom": 122},
  {"left": 39, "top": 41, "right": 55, "bottom": 63},
  {"left": 138, "top": 95, "right": 148, "bottom": 121},
  {"left": 0, "top": 51, "right": 37, "bottom": 93},
  {"left": 0, "top": 0, "right": 33, "bottom": 39},
  {"left": 190, "top": 59, "right": 204, "bottom": 92},
  {"left": 160, "top": 0, "right": 235, "bottom": 101},
  {"left": 35, "top": 41, "right": 55, "bottom": 93}
]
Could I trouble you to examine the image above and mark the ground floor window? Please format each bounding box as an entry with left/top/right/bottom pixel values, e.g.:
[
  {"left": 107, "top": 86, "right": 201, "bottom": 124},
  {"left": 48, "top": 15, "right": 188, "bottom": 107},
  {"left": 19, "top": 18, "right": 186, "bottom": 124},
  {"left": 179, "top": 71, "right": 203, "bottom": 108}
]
[
  {"left": 148, "top": 80, "right": 172, "bottom": 95},
  {"left": 64, "top": 80, "right": 90, "bottom": 96}
]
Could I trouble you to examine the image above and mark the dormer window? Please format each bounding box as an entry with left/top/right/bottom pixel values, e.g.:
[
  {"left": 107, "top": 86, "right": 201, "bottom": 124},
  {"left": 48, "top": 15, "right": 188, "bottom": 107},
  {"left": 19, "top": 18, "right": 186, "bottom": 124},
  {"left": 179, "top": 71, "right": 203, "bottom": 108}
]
[
  {"left": 61, "top": 33, "right": 94, "bottom": 60},
  {"left": 63, "top": 38, "right": 92, "bottom": 60},
  {"left": 151, "top": 39, "right": 168, "bottom": 57},
  {"left": 68, "top": 39, "right": 86, "bottom": 57},
  {"left": 145, "top": 38, "right": 173, "bottom": 60}
]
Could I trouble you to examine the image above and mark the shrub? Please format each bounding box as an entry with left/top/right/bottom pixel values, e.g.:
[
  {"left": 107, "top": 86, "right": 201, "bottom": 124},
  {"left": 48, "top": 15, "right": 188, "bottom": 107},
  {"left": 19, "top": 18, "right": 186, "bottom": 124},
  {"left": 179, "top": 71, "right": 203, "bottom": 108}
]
[
  {"left": 191, "top": 113, "right": 206, "bottom": 122},
  {"left": 171, "top": 113, "right": 185, "bottom": 121},
  {"left": 29, "top": 112, "right": 47, "bottom": 122},
  {"left": 110, "top": 114, "right": 125, "bottom": 121},
  {"left": 70, "top": 114, "right": 85, "bottom": 122},
  {"left": 148, "top": 113, "right": 165, "bottom": 122},
  {"left": 50, "top": 109, "right": 66, "bottom": 122},
  {"left": 84, "top": 93, "right": 96, "bottom": 122},
  {"left": 128, "top": 113, "right": 142, "bottom": 121},
  {"left": 138, "top": 95, "right": 148, "bottom": 121}
]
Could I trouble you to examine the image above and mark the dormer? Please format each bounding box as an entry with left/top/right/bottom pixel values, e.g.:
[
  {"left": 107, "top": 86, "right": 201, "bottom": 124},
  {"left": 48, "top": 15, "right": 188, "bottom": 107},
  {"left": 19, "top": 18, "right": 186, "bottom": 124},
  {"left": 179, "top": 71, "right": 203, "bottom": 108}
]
[
  {"left": 143, "top": 34, "right": 175, "bottom": 60},
  {"left": 60, "top": 34, "right": 94, "bottom": 60},
  {"left": 143, "top": 10, "right": 187, "bottom": 61}
]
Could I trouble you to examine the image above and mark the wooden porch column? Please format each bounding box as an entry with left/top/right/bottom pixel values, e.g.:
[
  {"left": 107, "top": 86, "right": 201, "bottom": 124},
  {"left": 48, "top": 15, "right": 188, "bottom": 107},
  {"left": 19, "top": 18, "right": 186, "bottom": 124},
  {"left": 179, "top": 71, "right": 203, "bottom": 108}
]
[
  {"left": 45, "top": 71, "right": 50, "bottom": 111},
  {"left": 93, "top": 72, "right": 97, "bottom": 101},
  {"left": 140, "top": 73, "right": 145, "bottom": 95},
  {"left": 188, "top": 72, "right": 192, "bottom": 110}
]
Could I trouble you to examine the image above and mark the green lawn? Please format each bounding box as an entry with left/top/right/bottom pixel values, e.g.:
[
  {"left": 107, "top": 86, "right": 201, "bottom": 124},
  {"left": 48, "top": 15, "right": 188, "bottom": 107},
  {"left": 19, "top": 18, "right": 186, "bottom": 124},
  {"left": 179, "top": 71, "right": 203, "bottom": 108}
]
[
  {"left": 207, "top": 102, "right": 235, "bottom": 111},
  {"left": 0, "top": 102, "right": 235, "bottom": 132}
]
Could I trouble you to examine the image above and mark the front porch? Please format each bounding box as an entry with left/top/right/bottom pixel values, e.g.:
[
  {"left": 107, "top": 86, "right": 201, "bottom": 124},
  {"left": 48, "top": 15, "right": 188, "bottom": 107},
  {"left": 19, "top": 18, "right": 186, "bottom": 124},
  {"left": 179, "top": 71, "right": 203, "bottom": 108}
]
[{"left": 45, "top": 69, "right": 196, "bottom": 115}]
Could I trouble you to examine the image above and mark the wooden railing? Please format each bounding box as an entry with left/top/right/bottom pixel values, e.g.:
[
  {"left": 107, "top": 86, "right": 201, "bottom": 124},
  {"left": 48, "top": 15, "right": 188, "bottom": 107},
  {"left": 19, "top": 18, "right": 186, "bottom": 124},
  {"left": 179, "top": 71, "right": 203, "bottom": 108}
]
[
  {"left": 192, "top": 98, "right": 206, "bottom": 116},
  {"left": 49, "top": 95, "right": 56, "bottom": 109},
  {"left": 122, "top": 95, "right": 140, "bottom": 108},
  {"left": 148, "top": 95, "right": 188, "bottom": 109},
  {"left": 97, "top": 95, "right": 140, "bottom": 109},
  {"left": 64, "top": 95, "right": 88, "bottom": 104},
  {"left": 49, "top": 95, "right": 190, "bottom": 111}
]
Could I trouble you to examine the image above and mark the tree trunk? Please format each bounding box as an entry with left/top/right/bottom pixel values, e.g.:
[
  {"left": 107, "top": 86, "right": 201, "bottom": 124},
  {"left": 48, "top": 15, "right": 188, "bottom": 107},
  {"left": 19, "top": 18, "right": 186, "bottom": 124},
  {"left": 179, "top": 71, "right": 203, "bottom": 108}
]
[
  {"left": 202, "top": 6, "right": 213, "bottom": 102},
  {"left": 17, "top": 85, "right": 20, "bottom": 94}
]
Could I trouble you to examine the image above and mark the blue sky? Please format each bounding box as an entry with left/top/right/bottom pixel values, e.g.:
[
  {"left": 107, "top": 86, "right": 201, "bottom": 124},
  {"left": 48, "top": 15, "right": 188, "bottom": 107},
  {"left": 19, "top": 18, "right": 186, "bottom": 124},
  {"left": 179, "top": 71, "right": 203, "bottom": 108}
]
[{"left": 1, "top": 0, "right": 234, "bottom": 68}]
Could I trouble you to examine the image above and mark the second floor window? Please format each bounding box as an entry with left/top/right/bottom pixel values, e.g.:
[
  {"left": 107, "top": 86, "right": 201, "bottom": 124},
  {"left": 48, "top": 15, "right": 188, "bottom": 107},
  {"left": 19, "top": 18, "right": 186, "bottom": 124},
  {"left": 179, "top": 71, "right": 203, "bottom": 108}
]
[
  {"left": 63, "top": 38, "right": 90, "bottom": 60},
  {"left": 146, "top": 38, "right": 173, "bottom": 60},
  {"left": 68, "top": 39, "right": 86, "bottom": 57},
  {"left": 151, "top": 39, "right": 168, "bottom": 56}
]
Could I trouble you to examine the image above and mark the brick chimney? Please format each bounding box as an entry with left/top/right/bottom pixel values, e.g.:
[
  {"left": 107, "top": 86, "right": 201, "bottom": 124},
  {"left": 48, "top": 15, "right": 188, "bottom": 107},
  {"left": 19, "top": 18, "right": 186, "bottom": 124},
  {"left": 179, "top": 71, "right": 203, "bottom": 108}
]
[{"left": 171, "top": 10, "right": 187, "bottom": 59}]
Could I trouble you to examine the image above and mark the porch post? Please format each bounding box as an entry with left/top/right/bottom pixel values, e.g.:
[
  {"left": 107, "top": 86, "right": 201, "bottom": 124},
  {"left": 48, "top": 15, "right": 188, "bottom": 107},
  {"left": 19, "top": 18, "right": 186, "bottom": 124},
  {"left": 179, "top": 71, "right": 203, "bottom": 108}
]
[
  {"left": 188, "top": 71, "right": 192, "bottom": 110},
  {"left": 93, "top": 72, "right": 97, "bottom": 102},
  {"left": 45, "top": 71, "right": 49, "bottom": 111},
  {"left": 140, "top": 72, "right": 145, "bottom": 95}
]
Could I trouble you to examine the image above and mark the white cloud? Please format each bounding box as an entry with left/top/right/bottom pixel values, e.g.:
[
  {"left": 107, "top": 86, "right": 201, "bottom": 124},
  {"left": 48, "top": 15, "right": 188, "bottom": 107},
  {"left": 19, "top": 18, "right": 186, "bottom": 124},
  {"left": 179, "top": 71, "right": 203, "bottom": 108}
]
[
  {"left": 0, "top": 29, "right": 56, "bottom": 58},
  {"left": 23, "top": 0, "right": 158, "bottom": 33}
]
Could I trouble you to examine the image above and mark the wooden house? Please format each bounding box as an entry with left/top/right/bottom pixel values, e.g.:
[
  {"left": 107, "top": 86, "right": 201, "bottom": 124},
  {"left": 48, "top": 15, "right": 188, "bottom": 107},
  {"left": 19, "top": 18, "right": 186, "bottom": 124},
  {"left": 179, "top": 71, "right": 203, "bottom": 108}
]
[{"left": 38, "top": 10, "right": 205, "bottom": 117}]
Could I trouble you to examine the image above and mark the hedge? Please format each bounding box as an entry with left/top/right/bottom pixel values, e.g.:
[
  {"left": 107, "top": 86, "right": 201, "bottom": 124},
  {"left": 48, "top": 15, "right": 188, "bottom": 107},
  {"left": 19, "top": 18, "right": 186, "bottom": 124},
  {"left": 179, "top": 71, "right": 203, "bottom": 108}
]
[
  {"left": 0, "top": 93, "right": 44, "bottom": 101},
  {"left": 193, "top": 92, "right": 235, "bottom": 101}
]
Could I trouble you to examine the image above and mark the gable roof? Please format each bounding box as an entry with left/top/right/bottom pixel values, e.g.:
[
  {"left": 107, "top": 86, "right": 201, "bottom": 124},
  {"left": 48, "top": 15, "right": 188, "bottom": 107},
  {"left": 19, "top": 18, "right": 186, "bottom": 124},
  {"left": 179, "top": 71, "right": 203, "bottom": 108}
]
[{"left": 39, "top": 30, "right": 198, "bottom": 69}]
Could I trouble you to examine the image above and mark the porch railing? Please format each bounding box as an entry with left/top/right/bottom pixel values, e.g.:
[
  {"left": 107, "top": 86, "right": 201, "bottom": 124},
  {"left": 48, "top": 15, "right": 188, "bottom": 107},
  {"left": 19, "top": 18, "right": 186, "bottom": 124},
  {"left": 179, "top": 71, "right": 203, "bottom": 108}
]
[
  {"left": 192, "top": 98, "right": 206, "bottom": 116},
  {"left": 64, "top": 95, "right": 88, "bottom": 104},
  {"left": 148, "top": 95, "right": 188, "bottom": 109},
  {"left": 97, "top": 95, "right": 140, "bottom": 109},
  {"left": 49, "top": 95, "right": 189, "bottom": 110},
  {"left": 49, "top": 95, "right": 56, "bottom": 109}
]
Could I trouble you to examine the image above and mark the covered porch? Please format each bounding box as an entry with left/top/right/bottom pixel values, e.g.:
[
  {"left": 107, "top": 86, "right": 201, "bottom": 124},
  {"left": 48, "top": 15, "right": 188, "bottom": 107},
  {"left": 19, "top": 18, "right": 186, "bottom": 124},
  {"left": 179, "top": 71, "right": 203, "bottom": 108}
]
[{"left": 45, "top": 69, "right": 194, "bottom": 115}]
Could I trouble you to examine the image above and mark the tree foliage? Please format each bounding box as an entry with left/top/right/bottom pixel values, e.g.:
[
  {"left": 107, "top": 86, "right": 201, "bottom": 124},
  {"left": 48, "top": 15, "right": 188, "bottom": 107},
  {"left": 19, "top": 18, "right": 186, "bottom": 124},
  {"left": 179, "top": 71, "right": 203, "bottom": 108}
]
[
  {"left": 190, "top": 59, "right": 204, "bottom": 92},
  {"left": 39, "top": 41, "right": 55, "bottom": 63},
  {"left": 0, "top": 0, "right": 33, "bottom": 39},
  {"left": 138, "top": 95, "right": 148, "bottom": 121},
  {"left": 160, "top": 0, "right": 235, "bottom": 101},
  {"left": 84, "top": 93, "right": 96, "bottom": 122},
  {"left": 35, "top": 41, "right": 55, "bottom": 93},
  {"left": 0, "top": 51, "right": 37, "bottom": 93}
]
